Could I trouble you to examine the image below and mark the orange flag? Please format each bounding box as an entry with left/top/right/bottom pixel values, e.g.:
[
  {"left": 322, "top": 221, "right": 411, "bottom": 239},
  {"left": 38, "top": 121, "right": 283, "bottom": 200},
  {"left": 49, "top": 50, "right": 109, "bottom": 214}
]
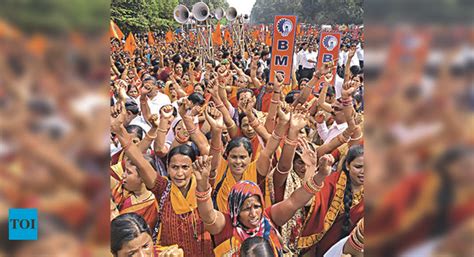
[
  {"left": 265, "top": 31, "right": 272, "bottom": 46},
  {"left": 213, "top": 23, "right": 222, "bottom": 46},
  {"left": 252, "top": 30, "right": 259, "bottom": 41},
  {"left": 27, "top": 34, "right": 47, "bottom": 57},
  {"left": 189, "top": 31, "right": 195, "bottom": 46},
  {"left": 148, "top": 31, "right": 155, "bottom": 45},
  {"left": 224, "top": 29, "right": 233, "bottom": 46},
  {"left": 165, "top": 30, "right": 173, "bottom": 43},
  {"left": 124, "top": 32, "right": 137, "bottom": 55},
  {"left": 109, "top": 20, "right": 124, "bottom": 40},
  {"left": 297, "top": 23, "right": 301, "bottom": 36}
]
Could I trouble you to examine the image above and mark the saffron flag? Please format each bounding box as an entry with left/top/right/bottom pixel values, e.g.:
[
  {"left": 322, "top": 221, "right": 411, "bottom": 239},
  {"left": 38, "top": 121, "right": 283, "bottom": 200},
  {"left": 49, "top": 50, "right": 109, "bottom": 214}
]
[
  {"left": 224, "top": 29, "right": 233, "bottom": 46},
  {"left": 213, "top": 23, "right": 222, "bottom": 46},
  {"left": 165, "top": 30, "right": 173, "bottom": 43},
  {"left": 265, "top": 31, "right": 272, "bottom": 46},
  {"left": 109, "top": 20, "right": 124, "bottom": 40},
  {"left": 269, "top": 15, "right": 297, "bottom": 84},
  {"left": 124, "top": 32, "right": 137, "bottom": 55},
  {"left": 148, "top": 31, "right": 155, "bottom": 45}
]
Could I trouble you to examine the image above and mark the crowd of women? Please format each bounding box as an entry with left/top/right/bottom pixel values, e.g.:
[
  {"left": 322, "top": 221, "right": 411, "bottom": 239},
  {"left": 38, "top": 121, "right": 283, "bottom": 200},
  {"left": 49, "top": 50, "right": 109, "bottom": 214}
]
[{"left": 109, "top": 25, "right": 365, "bottom": 257}]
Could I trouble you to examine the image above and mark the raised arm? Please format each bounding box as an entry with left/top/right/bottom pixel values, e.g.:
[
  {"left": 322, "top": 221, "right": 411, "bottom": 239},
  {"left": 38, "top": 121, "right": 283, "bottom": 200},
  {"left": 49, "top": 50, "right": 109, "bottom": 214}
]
[
  {"left": 256, "top": 103, "right": 291, "bottom": 176},
  {"left": 177, "top": 98, "right": 210, "bottom": 156},
  {"left": 249, "top": 55, "right": 262, "bottom": 89},
  {"left": 208, "top": 79, "right": 239, "bottom": 138},
  {"left": 239, "top": 98, "right": 270, "bottom": 143},
  {"left": 111, "top": 106, "right": 158, "bottom": 189},
  {"left": 270, "top": 154, "right": 334, "bottom": 227},
  {"left": 204, "top": 104, "right": 225, "bottom": 184},
  {"left": 153, "top": 105, "right": 175, "bottom": 157},
  {"left": 193, "top": 156, "right": 226, "bottom": 235},
  {"left": 317, "top": 82, "right": 334, "bottom": 113},
  {"left": 264, "top": 71, "right": 284, "bottom": 133},
  {"left": 273, "top": 105, "right": 308, "bottom": 187}
]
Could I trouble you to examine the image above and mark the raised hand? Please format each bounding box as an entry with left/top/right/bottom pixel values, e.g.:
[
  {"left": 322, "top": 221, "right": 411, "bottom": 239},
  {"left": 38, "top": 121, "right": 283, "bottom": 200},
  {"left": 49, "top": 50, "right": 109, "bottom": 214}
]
[
  {"left": 160, "top": 104, "right": 175, "bottom": 122},
  {"left": 205, "top": 104, "right": 225, "bottom": 130},
  {"left": 192, "top": 155, "right": 213, "bottom": 189},
  {"left": 298, "top": 138, "right": 317, "bottom": 167},
  {"left": 315, "top": 58, "right": 338, "bottom": 79},
  {"left": 317, "top": 154, "right": 334, "bottom": 178},
  {"left": 148, "top": 114, "right": 160, "bottom": 127},
  {"left": 290, "top": 104, "right": 308, "bottom": 130},
  {"left": 277, "top": 102, "right": 291, "bottom": 124},
  {"left": 342, "top": 80, "right": 360, "bottom": 99},
  {"left": 206, "top": 79, "right": 219, "bottom": 97},
  {"left": 177, "top": 98, "right": 192, "bottom": 117},
  {"left": 238, "top": 98, "right": 253, "bottom": 115},
  {"left": 111, "top": 104, "right": 126, "bottom": 133}
]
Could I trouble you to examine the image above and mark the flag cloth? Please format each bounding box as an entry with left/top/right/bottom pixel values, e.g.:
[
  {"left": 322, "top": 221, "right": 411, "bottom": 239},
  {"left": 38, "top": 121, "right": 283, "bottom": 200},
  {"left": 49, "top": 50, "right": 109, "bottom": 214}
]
[
  {"left": 148, "top": 31, "right": 155, "bottom": 45},
  {"left": 165, "top": 30, "right": 173, "bottom": 43},
  {"left": 109, "top": 20, "right": 124, "bottom": 40},
  {"left": 213, "top": 23, "right": 223, "bottom": 46},
  {"left": 124, "top": 32, "right": 137, "bottom": 55},
  {"left": 265, "top": 31, "right": 272, "bottom": 46},
  {"left": 224, "top": 29, "right": 233, "bottom": 46}
]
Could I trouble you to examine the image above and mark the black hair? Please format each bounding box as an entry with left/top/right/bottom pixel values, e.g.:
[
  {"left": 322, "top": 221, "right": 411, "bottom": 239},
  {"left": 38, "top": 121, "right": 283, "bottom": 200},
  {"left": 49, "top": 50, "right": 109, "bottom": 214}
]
[
  {"left": 350, "top": 65, "right": 362, "bottom": 77},
  {"left": 240, "top": 236, "right": 275, "bottom": 257},
  {"left": 237, "top": 88, "right": 254, "bottom": 101},
  {"left": 125, "top": 100, "right": 139, "bottom": 115},
  {"left": 111, "top": 213, "right": 151, "bottom": 256},
  {"left": 167, "top": 144, "right": 197, "bottom": 165},
  {"left": 224, "top": 137, "right": 253, "bottom": 159},
  {"left": 433, "top": 145, "right": 474, "bottom": 236},
  {"left": 188, "top": 92, "right": 205, "bottom": 106},
  {"left": 285, "top": 90, "right": 301, "bottom": 104},
  {"left": 238, "top": 112, "right": 249, "bottom": 129},
  {"left": 341, "top": 144, "right": 364, "bottom": 236},
  {"left": 171, "top": 54, "right": 182, "bottom": 64},
  {"left": 142, "top": 76, "right": 157, "bottom": 86},
  {"left": 126, "top": 125, "right": 144, "bottom": 140}
]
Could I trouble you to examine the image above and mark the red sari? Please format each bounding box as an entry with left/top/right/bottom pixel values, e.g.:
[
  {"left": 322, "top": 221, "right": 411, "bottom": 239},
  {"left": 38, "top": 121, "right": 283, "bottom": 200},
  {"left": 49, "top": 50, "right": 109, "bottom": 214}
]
[{"left": 298, "top": 171, "right": 364, "bottom": 257}]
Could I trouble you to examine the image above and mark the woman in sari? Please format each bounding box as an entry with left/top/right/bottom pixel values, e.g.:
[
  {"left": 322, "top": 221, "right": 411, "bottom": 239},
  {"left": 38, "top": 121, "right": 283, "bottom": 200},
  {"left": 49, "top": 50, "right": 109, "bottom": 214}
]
[
  {"left": 297, "top": 144, "right": 364, "bottom": 257},
  {"left": 192, "top": 152, "right": 335, "bottom": 257},
  {"left": 111, "top": 104, "right": 215, "bottom": 257}
]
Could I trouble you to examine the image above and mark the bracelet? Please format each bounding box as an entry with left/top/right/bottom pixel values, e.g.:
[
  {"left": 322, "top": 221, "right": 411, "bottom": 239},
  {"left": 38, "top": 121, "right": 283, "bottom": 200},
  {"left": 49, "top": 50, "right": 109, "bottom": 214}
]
[
  {"left": 303, "top": 181, "right": 317, "bottom": 194},
  {"left": 275, "top": 164, "right": 290, "bottom": 175},
  {"left": 352, "top": 230, "right": 364, "bottom": 249},
  {"left": 284, "top": 137, "right": 299, "bottom": 146},
  {"left": 209, "top": 172, "right": 218, "bottom": 181},
  {"left": 215, "top": 103, "right": 224, "bottom": 109},
  {"left": 157, "top": 127, "right": 169, "bottom": 133},
  {"left": 341, "top": 97, "right": 353, "bottom": 107},
  {"left": 146, "top": 132, "right": 157, "bottom": 140},
  {"left": 202, "top": 210, "right": 218, "bottom": 226},
  {"left": 210, "top": 144, "right": 222, "bottom": 152},
  {"left": 196, "top": 187, "right": 212, "bottom": 202},
  {"left": 349, "top": 233, "right": 364, "bottom": 253},
  {"left": 227, "top": 123, "right": 236, "bottom": 130},
  {"left": 187, "top": 127, "right": 197, "bottom": 135},
  {"left": 270, "top": 99, "right": 279, "bottom": 104},
  {"left": 271, "top": 131, "right": 283, "bottom": 141},
  {"left": 308, "top": 178, "right": 325, "bottom": 192},
  {"left": 349, "top": 133, "right": 363, "bottom": 142}
]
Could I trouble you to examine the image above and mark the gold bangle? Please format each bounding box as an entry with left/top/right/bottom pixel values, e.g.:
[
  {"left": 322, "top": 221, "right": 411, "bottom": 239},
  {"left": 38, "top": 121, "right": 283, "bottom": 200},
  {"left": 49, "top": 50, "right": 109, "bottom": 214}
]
[
  {"left": 157, "top": 127, "right": 169, "bottom": 133},
  {"left": 349, "top": 133, "right": 363, "bottom": 142},
  {"left": 275, "top": 164, "right": 290, "bottom": 175},
  {"left": 146, "top": 132, "right": 157, "bottom": 140}
]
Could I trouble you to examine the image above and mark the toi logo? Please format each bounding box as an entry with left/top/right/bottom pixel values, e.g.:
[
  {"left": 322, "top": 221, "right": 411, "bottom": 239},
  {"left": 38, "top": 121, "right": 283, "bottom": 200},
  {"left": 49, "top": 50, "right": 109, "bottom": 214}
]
[{"left": 9, "top": 208, "right": 38, "bottom": 240}]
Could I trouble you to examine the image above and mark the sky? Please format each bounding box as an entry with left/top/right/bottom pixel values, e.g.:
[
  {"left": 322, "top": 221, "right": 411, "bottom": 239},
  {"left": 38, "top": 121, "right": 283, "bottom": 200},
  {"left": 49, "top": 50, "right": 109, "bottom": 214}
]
[{"left": 225, "top": 0, "right": 257, "bottom": 16}]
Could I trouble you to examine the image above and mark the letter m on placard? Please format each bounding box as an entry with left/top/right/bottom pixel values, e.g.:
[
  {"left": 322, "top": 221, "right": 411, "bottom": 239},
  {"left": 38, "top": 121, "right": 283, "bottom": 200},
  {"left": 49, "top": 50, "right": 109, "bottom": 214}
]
[{"left": 275, "top": 56, "right": 288, "bottom": 66}]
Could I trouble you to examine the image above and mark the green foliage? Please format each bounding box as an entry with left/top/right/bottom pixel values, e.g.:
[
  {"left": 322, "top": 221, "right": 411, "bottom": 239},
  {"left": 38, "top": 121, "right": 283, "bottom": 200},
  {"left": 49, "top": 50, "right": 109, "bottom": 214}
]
[
  {"left": 0, "top": 0, "right": 110, "bottom": 34},
  {"left": 110, "top": 0, "right": 229, "bottom": 33},
  {"left": 250, "top": 0, "right": 363, "bottom": 25}
]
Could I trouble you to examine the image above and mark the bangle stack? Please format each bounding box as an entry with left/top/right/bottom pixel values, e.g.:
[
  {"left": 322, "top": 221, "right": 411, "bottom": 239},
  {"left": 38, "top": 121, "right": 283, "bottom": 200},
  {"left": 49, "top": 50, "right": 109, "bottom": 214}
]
[
  {"left": 187, "top": 127, "right": 197, "bottom": 135},
  {"left": 270, "top": 99, "right": 279, "bottom": 104},
  {"left": 210, "top": 144, "right": 222, "bottom": 152},
  {"left": 196, "top": 187, "right": 212, "bottom": 202},
  {"left": 146, "top": 132, "right": 157, "bottom": 140},
  {"left": 341, "top": 97, "right": 353, "bottom": 107},
  {"left": 303, "top": 179, "right": 324, "bottom": 194},
  {"left": 157, "top": 127, "right": 169, "bottom": 133},
  {"left": 349, "top": 225, "right": 364, "bottom": 253},
  {"left": 285, "top": 137, "right": 299, "bottom": 146},
  {"left": 271, "top": 131, "right": 283, "bottom": 141}
]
